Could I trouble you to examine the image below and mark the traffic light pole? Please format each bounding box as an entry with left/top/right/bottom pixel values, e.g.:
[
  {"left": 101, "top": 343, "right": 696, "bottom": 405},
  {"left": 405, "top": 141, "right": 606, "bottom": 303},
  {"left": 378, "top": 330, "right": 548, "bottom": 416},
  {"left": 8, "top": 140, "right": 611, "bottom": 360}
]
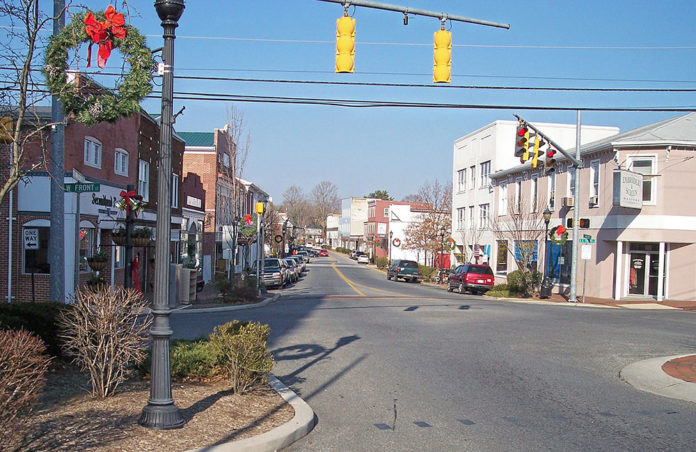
[{"left": 316, "top": 0, "right": 510, "bottom": 29}]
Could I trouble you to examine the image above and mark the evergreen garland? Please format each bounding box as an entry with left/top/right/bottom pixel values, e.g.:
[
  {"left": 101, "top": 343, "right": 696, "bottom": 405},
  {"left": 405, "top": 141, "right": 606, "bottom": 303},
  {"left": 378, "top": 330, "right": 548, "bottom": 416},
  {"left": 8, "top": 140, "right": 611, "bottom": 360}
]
[{"left": 43, "top": 9, "right": 153, "bottom": 125}]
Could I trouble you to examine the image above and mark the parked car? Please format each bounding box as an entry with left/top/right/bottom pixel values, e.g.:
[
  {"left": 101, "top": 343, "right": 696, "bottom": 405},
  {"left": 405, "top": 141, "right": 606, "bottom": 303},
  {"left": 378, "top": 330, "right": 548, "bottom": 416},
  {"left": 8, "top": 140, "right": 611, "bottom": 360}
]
[
  {"left": 349, "top": 250, "right": 359, "bottom": 259},
  {"left": 357, "top": 254, "right": 370, "bottom": 264},
  {"left": 386, "top": 259, "right": 421, "bottom": 283},
  {"left": 283, "top": 258, "right": 299, "bottom": 283},
  {"left": 447, "top": 264, "right": 495, "bottom": 295},
  {"left": 298, "top": 250, "right": 310, "bottom": 263},
  {"left": 258, "top": 258, "right": 285, "bottom": 289},
  {"left": 319, "top": 249, "right": 329, "bottom": 257},
  {"left": 288, "top": 255, "right": 306, "bottom": 273}
]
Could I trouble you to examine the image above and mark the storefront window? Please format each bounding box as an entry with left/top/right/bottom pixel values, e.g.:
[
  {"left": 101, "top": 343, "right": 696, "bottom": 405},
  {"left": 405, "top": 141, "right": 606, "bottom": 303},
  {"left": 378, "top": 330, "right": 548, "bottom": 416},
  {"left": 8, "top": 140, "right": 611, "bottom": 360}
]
[
  {"left": 79, "top": 228, "right": 95, "bottom": 272},
  {"left": 496, "top": 240, "right": 508, "bottom": 273}
]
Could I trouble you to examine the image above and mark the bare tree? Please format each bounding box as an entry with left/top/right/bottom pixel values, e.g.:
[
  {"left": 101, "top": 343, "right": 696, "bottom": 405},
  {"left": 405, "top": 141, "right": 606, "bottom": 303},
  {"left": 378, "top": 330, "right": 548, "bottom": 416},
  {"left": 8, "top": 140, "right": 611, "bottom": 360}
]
[
  {"left": 311, "top": 180, "right": 340, "bottom": 235},
  {"left": 0, "top": 0, "right": 61, "bottom": 205},
  {"left": 282, "top": 184, "right": 313, "bottom": 229},
  {"left": 403, "top": 179, "right": 452, "bottom": 266},
  {"left": 489, "top": 195, "right": 547, "bottom": 271}
]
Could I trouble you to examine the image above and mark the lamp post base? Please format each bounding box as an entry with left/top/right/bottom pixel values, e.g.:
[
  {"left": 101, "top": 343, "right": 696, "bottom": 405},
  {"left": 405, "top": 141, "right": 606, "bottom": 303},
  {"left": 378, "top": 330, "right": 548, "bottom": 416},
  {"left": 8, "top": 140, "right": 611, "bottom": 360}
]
[{"left": 139, "top": 402, "right": 185, "bottom": 430}]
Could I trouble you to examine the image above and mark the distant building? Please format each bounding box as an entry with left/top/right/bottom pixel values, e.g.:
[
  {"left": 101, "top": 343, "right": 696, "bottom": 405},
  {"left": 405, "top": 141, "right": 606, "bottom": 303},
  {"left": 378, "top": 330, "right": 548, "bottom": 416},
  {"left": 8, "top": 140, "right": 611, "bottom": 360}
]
[
  {"left": 339, "top": 197, "right": 373, "bottom": 250},
  {"left": 325, "top": 214, "right": 341, "bottom": 248},
  {"left": 364, "top": 199, "right": 430, "bottom": 259}
]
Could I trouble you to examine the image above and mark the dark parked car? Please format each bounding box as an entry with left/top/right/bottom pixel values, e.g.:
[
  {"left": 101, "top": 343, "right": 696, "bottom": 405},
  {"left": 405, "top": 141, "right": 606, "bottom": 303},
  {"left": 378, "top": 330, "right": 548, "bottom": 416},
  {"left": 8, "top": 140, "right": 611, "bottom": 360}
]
[
  {"left": 258, "top": 258, "right": 285, "bottom": 289},
  {"left": 447, "top": 264, "right": 494, "bottom": 294},
  {"left": 386, "top": 259, "right": 421, "bottom": 283}
]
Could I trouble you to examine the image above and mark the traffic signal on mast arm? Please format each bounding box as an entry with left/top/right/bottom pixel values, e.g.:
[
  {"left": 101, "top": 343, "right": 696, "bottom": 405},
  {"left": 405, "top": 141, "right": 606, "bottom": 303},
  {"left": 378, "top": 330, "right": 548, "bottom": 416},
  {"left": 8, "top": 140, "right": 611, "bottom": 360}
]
[
  {"left": 545, "top": 147, "right": 557, "bottom": 174},
  {"left": 335, "top": 12, "right": 355, "bottom": 73},
  {"left": 433, "top": 25, "right": 452, "bottom": 83},
  {"left": 515, "top": 123, "right": 530, "bottom": 161},
  {"left": 531, "top": 135, "right": 545, "bottom": 169}
]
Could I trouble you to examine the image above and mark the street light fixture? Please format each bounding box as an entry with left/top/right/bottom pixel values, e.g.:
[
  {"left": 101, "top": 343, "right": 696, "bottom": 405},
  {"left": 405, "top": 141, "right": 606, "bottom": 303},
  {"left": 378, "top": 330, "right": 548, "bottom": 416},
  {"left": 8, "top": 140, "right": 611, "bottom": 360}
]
[
  {"left": 540, "top": 207, "right": 552, "bottom": 299},
  {"left": 139, "top": 0, "right": 185, "bottom": 430},
  {"left": 388, "top": 230, "right": 393, "bottom": 266},
  {"left": 437, "top": 226, "right": 445, "bottom": 271}
]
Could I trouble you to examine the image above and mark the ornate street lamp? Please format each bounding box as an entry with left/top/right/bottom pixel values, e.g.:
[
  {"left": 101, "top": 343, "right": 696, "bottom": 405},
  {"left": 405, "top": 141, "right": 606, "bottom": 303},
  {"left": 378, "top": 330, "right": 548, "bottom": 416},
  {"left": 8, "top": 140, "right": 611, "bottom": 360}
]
[
  {"left": 139, "top": 0, "right": 185, "bottom": 430},
  {"left": 437, "top": 226, "right": 445, "bottom": 272},
  {"left": 388, "top": 230, "right": 393, "bottom": 266},
  {"left": 540, "top": 207, "right": 552, "bottom": 299}
]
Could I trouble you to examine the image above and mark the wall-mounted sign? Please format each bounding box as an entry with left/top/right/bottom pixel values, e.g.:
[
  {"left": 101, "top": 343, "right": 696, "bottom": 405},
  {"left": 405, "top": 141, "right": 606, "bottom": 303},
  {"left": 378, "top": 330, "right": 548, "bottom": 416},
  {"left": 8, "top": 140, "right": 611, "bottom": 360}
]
[{"left": 613, "top": 169, "right": 643, "bottom": 209}]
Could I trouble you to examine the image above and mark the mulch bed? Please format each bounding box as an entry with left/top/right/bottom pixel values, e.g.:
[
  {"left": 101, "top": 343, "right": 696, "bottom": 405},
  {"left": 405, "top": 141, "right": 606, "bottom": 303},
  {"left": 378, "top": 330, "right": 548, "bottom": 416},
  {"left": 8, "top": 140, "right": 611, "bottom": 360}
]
[{"left": 8, "top": 364, "right": 294, "bottom": 452}]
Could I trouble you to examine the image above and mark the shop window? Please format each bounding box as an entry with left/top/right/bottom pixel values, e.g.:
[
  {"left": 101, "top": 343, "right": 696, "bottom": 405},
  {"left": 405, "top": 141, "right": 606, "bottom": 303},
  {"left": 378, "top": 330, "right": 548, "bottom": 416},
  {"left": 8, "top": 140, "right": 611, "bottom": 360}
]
[
  {"left": 79, "top": 228, "right": 95, "bottom": 272},
  {"left": 496, "top": 240, "right": 508, "bottom": 273}
]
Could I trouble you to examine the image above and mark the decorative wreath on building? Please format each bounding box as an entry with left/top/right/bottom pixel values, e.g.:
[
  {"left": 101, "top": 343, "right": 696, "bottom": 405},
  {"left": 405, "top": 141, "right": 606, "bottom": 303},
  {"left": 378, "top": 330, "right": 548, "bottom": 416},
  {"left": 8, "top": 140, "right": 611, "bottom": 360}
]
[
  {"left": 239, "top": 215, "right": 257, "bottom": 238},
  {"left": 392, "top": 238, "right": 401, "bottom": 247},
  {"left": 116, "top": 189, "right": 146, "bottom": 217},
  {"left": 444, "top": 237, "right": 456, "bottom": 251},
  {"left": 549, "top": 225, "right": 568, "bottom": 245},
  {"left": 43, "top": 6, "right": 153, "bottom": 125}
]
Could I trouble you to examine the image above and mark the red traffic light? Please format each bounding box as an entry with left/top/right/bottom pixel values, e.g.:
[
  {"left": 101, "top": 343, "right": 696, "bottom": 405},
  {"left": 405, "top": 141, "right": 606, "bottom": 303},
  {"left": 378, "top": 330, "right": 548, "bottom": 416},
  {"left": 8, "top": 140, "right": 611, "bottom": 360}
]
[
  {"left": 517, "top": 126, "right": 528, "bottom": 137},
  {"left": 579, "top": 218, "right": 591, "bottom": 228},
  {"left": 547, "top": 148, "right": 556, "bottom": 158}
]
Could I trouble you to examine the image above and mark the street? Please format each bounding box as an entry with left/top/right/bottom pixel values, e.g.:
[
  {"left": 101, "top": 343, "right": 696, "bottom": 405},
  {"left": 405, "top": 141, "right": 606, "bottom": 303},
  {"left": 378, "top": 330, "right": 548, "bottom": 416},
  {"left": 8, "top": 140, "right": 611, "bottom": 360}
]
[{"left": 171, "top": 252, "right": 696, "bottom": 451}]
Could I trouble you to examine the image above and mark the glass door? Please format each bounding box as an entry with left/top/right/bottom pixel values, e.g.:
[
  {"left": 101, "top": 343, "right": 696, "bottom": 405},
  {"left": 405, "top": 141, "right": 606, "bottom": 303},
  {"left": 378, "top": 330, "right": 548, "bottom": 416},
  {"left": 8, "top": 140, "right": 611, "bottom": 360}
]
[{"left": 629, "top": 253, "right": 646, "bottom": 295}]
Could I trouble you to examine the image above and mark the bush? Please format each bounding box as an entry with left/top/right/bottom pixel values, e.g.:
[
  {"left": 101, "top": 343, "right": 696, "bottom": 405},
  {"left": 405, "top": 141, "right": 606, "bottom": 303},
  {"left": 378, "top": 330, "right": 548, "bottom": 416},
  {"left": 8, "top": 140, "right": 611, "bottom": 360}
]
[
  {"left": 209, "top": 320, "right": 273, "bottom": 394},
  {"left": 487, "top": 284, "right": 511, "bottom": 297},
  {"left": 507, "top": 270, "right": 542, "bottom": 297},
  {"left": 170, "top": 339, "right": 218, "bottom": 381},
  {"left": 419, "top": 265, "right": 436, "bottom": 282},
  {"left": 215, "top": 272, "right": 233, "bottom": 296},
  {"left": 375, "top": 256, "right": 388, "bottom": 269},
  {"left": 0, "top": 329, "right": 52, "bottom": 445},
  {"left": 0, "top": 302, "right": 70, "bottom": 357},
  {"left": 58, "top": 287, "right": 152, "bottom": 398}
]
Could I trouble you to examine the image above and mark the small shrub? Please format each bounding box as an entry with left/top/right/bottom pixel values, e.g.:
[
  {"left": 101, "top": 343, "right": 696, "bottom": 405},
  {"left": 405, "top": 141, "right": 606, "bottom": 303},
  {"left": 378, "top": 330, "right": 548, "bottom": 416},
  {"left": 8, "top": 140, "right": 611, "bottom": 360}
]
[
  {"left": 507, "top": 270, "right": 542, "bottom": 297},
  {"left": 58, "top": 287, "right": 152, "bottom": 398},
  {"left": 419, "top": 265, "right": 436, "bottom": 282},
  {"left": 487, "top": 284, "right": 511, "bottom": 298},
  {"left": 170, "top": 339, "right": 218, "bottom": 381},
  {"left": 215, "top": 272, "right": 233, "bottom": 296},
  {"left": 375, "top": 256, "right": 388, "bottom": 269},
  {"left": 209, "top": 320, "right": 273, "bottom": 394},
  {"left": 0, "top": 302, "right": 69, "bottom": 357},
  {"left": 0, "top": 329, "right": 52, "bottom": 444}
]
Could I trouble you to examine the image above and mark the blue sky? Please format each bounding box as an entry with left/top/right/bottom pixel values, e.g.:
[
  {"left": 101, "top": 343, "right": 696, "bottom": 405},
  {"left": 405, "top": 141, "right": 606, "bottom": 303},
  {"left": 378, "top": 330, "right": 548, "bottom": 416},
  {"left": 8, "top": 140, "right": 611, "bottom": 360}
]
[{"left": 24, "top": 1, "right": 696, "bottom": 202}]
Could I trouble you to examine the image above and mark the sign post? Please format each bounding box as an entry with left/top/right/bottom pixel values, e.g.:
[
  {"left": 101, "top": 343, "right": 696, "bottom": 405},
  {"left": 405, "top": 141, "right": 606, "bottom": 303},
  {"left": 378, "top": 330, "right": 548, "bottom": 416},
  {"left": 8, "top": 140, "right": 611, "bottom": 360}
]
[{"left": 581, "top": 243, "right": 592, "bottom": 303}]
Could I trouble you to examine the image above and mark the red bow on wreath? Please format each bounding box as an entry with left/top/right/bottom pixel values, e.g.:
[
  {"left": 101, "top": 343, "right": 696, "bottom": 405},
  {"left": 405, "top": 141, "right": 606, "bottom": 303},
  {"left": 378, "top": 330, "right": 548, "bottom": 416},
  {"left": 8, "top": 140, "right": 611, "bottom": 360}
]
[
  {"left": 555, "top": 225, "right": 566, "bottom": 236},
  {"left": 244, "top": 214, "right": 253, "bottom": 226},
  {"left": 84, "top": 6, "right": 126, "bottom": 68}
]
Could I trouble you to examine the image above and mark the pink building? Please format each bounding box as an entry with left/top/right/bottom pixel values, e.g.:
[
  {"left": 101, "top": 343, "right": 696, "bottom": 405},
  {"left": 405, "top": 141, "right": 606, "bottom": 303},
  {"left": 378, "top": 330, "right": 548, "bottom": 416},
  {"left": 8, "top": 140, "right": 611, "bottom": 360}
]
[
  {"left": 490, "top": 113, "right": 696, "bottom": 301},
  {"left": 364, "top": 199, "right": 431, "bottom": 259}
]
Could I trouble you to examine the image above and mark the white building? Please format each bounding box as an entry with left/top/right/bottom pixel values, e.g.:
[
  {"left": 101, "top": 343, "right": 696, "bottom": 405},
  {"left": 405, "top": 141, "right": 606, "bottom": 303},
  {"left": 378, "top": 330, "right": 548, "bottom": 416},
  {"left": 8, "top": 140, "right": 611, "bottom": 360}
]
[
  {"left": 387, "top": 204, "right": 431, "bottom": 265},
  {"left": 339, "top": 198, "right": 372, "bottom": 250},
  {"left": 326, "top": 214, "right": 341, "bottom": 248},
  {"left": 451, "top": 120, "right": 619, "bottom": 273}
]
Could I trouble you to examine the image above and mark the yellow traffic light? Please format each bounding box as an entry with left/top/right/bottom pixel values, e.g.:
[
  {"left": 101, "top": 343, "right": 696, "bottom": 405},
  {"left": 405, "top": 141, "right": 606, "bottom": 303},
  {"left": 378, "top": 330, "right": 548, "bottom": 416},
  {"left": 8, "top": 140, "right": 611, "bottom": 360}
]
[
  {"left": 433, "top": 27, "right": 451, "bottom": 83},
  {"left": 531, "top": 135, "right": 540, "bottom": 168},
  {"left": 335, "top": 14, "right": 355, "bottom": 73}
]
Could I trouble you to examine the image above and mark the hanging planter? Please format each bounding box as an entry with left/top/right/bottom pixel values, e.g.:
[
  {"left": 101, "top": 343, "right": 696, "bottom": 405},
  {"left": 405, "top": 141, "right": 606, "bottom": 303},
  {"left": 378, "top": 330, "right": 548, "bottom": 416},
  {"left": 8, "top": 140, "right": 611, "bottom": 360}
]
[
  {"left": 87, "top": 251, "right": 109, "bottom": 272},
  {"left": 131, "top": 227, "right": 152, "bottom": 247},
  {"left": 111, "top": 227, "right": 126, "bottom": 245}
]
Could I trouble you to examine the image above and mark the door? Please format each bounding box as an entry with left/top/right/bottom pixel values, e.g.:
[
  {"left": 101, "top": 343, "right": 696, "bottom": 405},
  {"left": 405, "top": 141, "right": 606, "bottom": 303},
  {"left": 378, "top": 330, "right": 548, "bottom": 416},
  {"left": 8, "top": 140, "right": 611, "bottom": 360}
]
[{"left": 629, "top": 253, "right": 646, "bottom": 295}]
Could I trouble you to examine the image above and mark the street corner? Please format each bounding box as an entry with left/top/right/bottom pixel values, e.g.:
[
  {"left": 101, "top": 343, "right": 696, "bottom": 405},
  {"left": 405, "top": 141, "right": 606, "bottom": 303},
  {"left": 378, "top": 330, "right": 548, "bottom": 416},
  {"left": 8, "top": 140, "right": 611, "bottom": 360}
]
[{"left": 620, "top": 354, "right": 696, "bottom": 403}]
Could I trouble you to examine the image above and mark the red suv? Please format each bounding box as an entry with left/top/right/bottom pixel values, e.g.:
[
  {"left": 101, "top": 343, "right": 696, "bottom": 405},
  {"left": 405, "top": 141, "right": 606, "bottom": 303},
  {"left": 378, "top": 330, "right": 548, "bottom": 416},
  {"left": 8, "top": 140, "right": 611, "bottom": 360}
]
[{"left": 447, "top": 264, "right": 494, "bottom": 295}]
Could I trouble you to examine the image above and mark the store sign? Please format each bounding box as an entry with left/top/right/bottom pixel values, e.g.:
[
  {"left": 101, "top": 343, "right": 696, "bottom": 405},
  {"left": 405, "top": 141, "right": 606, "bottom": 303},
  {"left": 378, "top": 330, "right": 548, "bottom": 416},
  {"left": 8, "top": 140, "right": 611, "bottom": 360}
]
[{"left": 613, "top": 169, "right": 643, "bottom": 209}]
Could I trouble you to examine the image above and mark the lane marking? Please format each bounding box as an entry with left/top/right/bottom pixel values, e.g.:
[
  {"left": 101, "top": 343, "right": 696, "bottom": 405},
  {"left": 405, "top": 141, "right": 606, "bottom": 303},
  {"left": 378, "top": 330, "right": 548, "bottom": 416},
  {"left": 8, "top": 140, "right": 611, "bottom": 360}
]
[{"left": 331, "top": 262, "right": 365, "bottom": 296}]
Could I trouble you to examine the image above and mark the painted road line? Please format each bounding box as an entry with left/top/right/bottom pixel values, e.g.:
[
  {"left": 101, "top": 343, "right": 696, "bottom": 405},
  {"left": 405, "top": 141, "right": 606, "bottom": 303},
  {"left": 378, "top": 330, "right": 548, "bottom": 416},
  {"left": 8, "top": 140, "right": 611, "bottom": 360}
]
[{"left": 331, "top": 262, "right": 365, "bottom": 296}]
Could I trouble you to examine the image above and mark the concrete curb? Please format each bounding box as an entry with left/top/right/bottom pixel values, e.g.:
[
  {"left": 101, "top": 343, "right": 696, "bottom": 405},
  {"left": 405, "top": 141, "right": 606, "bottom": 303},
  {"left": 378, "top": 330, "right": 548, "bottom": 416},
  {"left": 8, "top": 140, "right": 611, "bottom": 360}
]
[
  {"left": 620, "top": 354, "right": 696, "bottom": 403},
  {"left": 186, "top": 375, "right": 316, "bottom": 452},
  {"left": 171, "top": 293, "right": 282, "bottom": 315}
]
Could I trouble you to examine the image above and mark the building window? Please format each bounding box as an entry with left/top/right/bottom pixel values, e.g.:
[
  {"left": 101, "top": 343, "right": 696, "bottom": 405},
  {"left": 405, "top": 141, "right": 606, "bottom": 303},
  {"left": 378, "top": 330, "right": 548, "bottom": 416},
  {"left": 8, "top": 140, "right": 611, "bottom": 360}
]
[
  {"left": 23, "top": 226, "right": 50, "bottom": 274},
  {"left": 480, "top": 161, "right": 491, "bottom": 188},
  {"left": 469, "top": 166, "right": 476, "bottom": 190},
  {"left": 530, "top": 174, "right": 538, "bottom": 213},
  {"left": 78, "top": 228, "right": 95, "bottom": 272},
  {"left": 589, "top": 159, "right": 600, "bottom": 206},
  {"left": 514, "top": 179, "right": 522, "bottom": 214},
  {"left": 479, "top": 203, "right": 489, "bottom": 229},
  {"left": 628, "top": 155, "right": 656, "bottom": 204},
  {"left": 498, "top": 183, "right": 508, "bottom": 216},
  {"left": 84, "top": 137, "right": 102, "bottom": 168},
  {"left": 496, "top": 240, "right": 508, "bottom": 273},
  {"left": 567, "top": 166, "right": 576, "bottom": 197},
  {"left": 457, "top": 207, "right": 465, "bottom": 230},
  {"left": 548, "top": 172, "right": 556, "bottom": 211},
  {"left": 384, "top": 208, "right": 389, "bottom": 218},
  {"left": 469, "top": 206, "right": 475, "bottom": 230},
  {"left": 171, "top": 173, "right": 179, "bottom": 208},
  {"left": 114, "top": 148, "right": 128, "bottom": 176},
  {"left": 223, "top": 153, "right": 231, "bottom": 167},
  {"left": 457, "top": 169, "right": 466, "bottom": 192},
  {"left": 138, "top": 160, "right": 149, "bottom": 201}
]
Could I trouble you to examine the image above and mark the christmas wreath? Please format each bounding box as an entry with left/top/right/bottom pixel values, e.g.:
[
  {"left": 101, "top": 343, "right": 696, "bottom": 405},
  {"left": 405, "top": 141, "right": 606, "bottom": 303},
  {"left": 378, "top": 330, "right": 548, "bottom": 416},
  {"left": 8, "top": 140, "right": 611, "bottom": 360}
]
[
  {"left": 549, "top": 225, "right": 568, "bottom": 245},
  {"left": 43, "top": 6, "right": 153, "bottom": 125},
  {"left": 392, "top": 238, "right": 401, "bottom": 247},
  {"left": 444, "top": 237, "right": 456, "bottom": 251},
  {"left": 239, "top": 215, "right": 257, "bottom": 238}
]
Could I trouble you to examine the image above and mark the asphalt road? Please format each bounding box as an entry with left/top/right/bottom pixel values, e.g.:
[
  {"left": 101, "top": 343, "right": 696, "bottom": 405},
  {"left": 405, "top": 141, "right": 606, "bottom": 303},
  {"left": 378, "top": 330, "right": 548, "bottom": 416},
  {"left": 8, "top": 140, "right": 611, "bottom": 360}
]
[{"left": 172, "top": 252, "right": 696, "bottom": 451}]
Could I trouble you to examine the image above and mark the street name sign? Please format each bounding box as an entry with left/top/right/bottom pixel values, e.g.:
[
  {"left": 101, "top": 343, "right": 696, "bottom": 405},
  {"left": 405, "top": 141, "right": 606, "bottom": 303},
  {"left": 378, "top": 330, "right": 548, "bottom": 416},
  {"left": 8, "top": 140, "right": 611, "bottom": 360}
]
[{"left": 65, "top": 183, "right": 100, "bottom": 193}]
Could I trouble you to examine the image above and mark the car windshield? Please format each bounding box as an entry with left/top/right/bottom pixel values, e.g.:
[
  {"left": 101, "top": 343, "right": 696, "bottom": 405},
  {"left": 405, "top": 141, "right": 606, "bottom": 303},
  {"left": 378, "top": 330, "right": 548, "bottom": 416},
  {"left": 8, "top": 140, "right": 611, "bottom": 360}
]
[
  {"left": 469, "top": 265, "right": 493, "bottom": 275},
  {"left": 264, "top": 259, "right": 280, "bottom": 268}
]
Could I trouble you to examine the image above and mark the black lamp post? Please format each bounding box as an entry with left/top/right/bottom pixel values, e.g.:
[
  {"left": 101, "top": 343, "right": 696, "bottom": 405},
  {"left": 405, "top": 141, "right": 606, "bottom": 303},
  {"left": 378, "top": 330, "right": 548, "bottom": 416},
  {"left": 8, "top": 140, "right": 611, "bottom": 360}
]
[
  {"left": 540, "top": 207, "right": 552, "bottom": 299},
  {"left": 388, "top": 230, "right": 393, "bottom": 266},
  {"left": 437, "top": 226, "right": 445, "bottom": 272},
  {"left": 139, "top": 0, "right": 185, "bottom": 430}
]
